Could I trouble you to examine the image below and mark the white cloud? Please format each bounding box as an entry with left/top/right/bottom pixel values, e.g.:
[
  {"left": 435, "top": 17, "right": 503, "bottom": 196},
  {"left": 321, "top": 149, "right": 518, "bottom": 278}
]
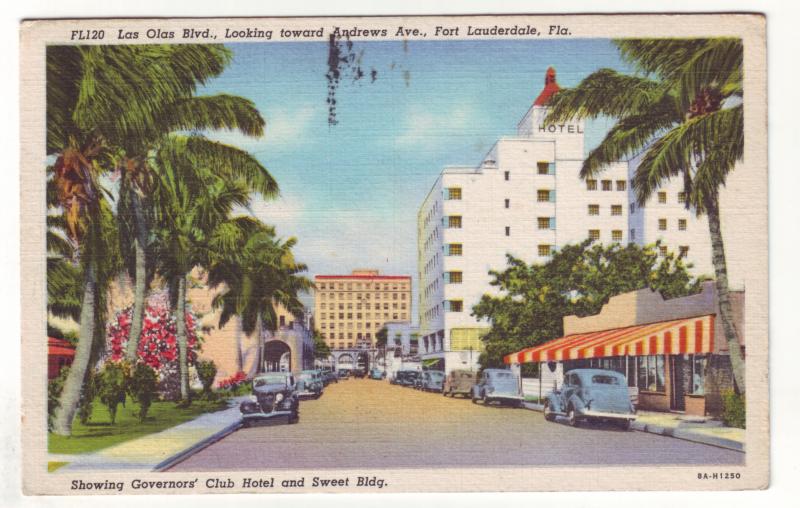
[
  {"left": 394, "top": 104, "right": 477, "bottom": 148},
  {"left": 204, "top": 105, "right": 318, "bottom": 152}
]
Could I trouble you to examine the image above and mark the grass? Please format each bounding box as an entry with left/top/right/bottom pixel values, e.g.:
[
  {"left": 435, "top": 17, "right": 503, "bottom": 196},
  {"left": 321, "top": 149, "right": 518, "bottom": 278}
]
[
  {"left": 48, "top": 396, "right": 229, "bottom": 455},
  {"left": 47, "top": 461, "right": 68, "bottom": 472},
  {"left": 524, "top": 395, "right": 542, "bottom": 403}
]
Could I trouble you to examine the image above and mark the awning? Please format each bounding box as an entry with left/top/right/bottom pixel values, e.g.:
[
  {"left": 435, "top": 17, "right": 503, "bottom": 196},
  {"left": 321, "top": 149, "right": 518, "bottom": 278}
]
[
  {"left": 48, "top": 337, "right": 76, "bottom": 358},
  {"left": 504, "top": 315, "right": 715, "bottom": 364}
]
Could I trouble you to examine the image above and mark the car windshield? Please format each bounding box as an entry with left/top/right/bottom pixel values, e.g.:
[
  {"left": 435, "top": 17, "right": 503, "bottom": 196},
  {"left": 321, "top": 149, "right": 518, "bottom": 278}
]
[
  {"left": 591, "top": 375, "right": 621, "bottom": 385},
  {"left": 492, "top": 372, "right": 513, "bottom": 379},
  {"left": 254, "top": 375, "right": 287, "bottom": 386}
]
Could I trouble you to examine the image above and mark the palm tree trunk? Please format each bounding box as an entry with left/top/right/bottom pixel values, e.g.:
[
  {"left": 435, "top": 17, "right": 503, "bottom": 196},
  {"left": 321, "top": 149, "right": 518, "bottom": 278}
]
[
  {"left": 175, "top": 274, "right": 189, "bottom": 401},
  {"left": 234, "top": 317, "right": 243, "bottom": 372},
  {"left": 125, "top": 195, "right": 148, "bottom": 361},
  {"left": 705, "top": 190, "right": 746, "bottom": 394},
  {"left": 255, "top": 314, "right": 263, "bottom": 374},
  {"left": 52, "top": 264, "right": 97, "bottom": 436}
]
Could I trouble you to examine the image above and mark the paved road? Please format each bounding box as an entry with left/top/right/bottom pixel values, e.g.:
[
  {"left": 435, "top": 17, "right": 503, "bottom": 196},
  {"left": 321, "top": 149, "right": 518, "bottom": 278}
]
[{"left": 170, "top": 377, "right": 744, "bottom": 470}]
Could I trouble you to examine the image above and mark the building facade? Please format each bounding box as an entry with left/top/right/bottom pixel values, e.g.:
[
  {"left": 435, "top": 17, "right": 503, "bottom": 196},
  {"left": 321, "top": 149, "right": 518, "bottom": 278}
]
[
  {"left": 314, "top": 270, "right": 412, "bottom": 351},
  {"left": 417, "top": 67, "right": 721, "bottom": 375},
  {"left": 505, "top": 281, "right": 744, "bottom": 416}
]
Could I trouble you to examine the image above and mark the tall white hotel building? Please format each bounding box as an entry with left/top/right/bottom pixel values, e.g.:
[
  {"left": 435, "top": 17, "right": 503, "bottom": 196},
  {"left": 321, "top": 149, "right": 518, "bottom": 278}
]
[{"left": 417, "top": 67, "right": 718, "bottom": 374}]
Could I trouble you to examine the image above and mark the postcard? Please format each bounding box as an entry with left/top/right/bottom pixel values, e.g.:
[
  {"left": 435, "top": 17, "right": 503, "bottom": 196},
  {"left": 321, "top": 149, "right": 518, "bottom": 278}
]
[{"left": 20, "top": 13, "right": 767, "bottom": 494}]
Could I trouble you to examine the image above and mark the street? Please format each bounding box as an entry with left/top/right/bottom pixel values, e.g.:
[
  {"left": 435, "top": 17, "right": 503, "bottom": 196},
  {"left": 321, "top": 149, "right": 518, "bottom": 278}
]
[{"left": 169, "top": 377, "right": 744, "bottom": 471}]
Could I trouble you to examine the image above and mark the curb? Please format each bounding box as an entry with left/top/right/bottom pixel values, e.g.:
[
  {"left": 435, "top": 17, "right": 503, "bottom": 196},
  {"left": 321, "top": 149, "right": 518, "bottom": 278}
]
[
  {"left": 522, "top": 401, "right": 743, "bottom": 453},
  {"left": 153, "top": 419, "right": 242, "bottom": 472}
]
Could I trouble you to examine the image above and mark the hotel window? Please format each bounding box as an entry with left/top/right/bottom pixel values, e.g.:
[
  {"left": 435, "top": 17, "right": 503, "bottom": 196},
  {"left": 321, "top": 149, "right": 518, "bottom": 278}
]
[
  {"left": 504, "top": 198, "right": 510, "bottom": 209},
  {"left": 588, "top": 229, "right": 600, "bottom": 241},
  {"left": 588, "top": 204, "right": 599, "bottom": 216},
  {"left": 447, "top": 216, "right": 462, "bottom": 228},
  {"left": 678, "top": 191, "right": 687, "bottom": 204},
  {"left": 586, "top": 179, "right": 597, "bottom": 191},
  {"left": 658, "top": 191, "right": 667, "bottom": 204},
  {"left": 505, "top": 226, "right": 510, "bottom": 236},
  {"left": 445, "top": 187, "right": 462, "bottom": 200},
  {"left": 678, "top": 219, "right": 687, "bottom": 231},
  {"left": 444, "top": 271, "right": 463, "bottom": 284},
  {"left": 538, "top": 244, "right": 553, "bottom": 256},
  {"left": 602, "top": 180, "right": 612, "bottom": 191},
  {"left": 504, "top": 171, "right": 510, "bottom": 181},
  {"left": 658, "top": 218, "right": 667, "bottom": 230},
  {"left": 445, "top": 300, "right": 463, "bottom": 312},
  {"left": 339, "top": 313, "right": 344, "bottom": 319},
  {"left": 612, "top": 230, "right": 623, "bottom": 242},
  {"left": 537, "top": 217, "right": 550, "bottom": 230},
  {"left": 659, "top": 245, "right": 668, "bottom": 257},
  {"left": 611, "top": 205, "right": 623, "bottom": 216},
  {"left": 616, "top": 180, "right": 627, "bottom": 191},
  {"left": 537, "top": 189, "right": 556, "bottom": 202},
  {"left": 679, "top": 245, "right": 689, "bottom": 258},
  {"left": 537, "top": 161, "right": 555, "bottom": 175},
  {"left": 445, "top": 243, "right": 463, "bottom": 256}
]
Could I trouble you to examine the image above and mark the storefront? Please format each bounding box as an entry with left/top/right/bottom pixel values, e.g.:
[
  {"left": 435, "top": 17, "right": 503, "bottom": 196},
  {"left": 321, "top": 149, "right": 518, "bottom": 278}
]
[{"left": 503, "top": 282, "right": 744, "bottom": 416}]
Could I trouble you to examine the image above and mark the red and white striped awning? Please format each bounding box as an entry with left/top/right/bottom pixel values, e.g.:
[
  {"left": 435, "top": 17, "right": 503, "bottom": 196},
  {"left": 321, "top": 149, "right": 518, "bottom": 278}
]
[{"left": 504, "top": 314, "right": 715, "bottom": 365}]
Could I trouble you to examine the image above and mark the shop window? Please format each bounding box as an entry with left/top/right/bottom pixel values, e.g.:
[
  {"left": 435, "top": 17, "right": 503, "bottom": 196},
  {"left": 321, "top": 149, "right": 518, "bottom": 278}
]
[
  {"left": 691, "top": 355, "right": 708, "bottom": 395},
  {"left": 637, "top": 355, "right": 666, "bottom": 392}
]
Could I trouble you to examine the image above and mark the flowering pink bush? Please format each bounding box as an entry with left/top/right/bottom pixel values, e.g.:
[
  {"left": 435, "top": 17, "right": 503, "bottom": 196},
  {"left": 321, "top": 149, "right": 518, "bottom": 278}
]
[
  {"left": 217, "top": 371, "right": 247, "bottom": 390},
  {"left": 107, "top": 300, "right": 200, "bottom": 374}
]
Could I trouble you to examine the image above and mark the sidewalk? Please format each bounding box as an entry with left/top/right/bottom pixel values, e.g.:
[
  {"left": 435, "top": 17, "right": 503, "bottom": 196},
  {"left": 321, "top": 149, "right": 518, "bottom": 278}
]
[
  {"left": 53, "top": 396, "right": 248, "bottom": 472},
  {"left": 522, "top": 402, "right": 744, "bottom": 452}
]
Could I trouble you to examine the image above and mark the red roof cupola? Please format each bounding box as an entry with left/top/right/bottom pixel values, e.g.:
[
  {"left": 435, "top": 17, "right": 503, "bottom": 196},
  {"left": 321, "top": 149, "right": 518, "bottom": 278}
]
[{"left": 533, "top": 66, "right": 561, "bottom": 106}]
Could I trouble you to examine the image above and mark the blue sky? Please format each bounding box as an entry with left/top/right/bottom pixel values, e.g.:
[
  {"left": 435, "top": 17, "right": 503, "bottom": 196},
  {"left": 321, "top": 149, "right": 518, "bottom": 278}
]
[{"left": 200, "top": 39, "right": 631, "bottom": 310}]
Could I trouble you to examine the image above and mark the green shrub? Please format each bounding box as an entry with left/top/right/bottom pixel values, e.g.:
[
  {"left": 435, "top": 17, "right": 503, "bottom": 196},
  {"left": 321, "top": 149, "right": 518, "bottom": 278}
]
[
  {"left": 47, "top": 367, "right": 70, "bottom": 431},
  {"left": 721, "top": 389, "right": 746, "bottom": 429},
  {"left": 98, "top": 361, "right": 128, "bottom": 424},
  {"left": 196, "top": 360, "right": 218, "bottom": 395},
  {"left": 128, "top": 363, "right": 159, "bottom": 422}
]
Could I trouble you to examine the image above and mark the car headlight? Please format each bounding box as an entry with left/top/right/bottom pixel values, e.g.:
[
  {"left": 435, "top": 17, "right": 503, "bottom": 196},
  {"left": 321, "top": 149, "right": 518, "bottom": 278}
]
[
  {"left": 276, "top": 393, "right": 284, "bottom": 402},
  {"left": 249, "top": 394, "right": 258, "bottom": 402}
]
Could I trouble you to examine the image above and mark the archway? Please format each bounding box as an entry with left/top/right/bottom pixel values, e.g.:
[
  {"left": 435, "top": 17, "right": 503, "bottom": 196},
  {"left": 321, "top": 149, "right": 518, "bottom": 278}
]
[
  {"left": 337, "top": 353, "right": 354, "bottom": 370},
  {"left": 264, "top": 340, "right": 291, "bottom": 372}
]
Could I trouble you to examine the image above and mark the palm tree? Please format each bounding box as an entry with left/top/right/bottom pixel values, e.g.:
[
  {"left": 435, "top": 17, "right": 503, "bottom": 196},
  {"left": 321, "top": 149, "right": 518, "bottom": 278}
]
[
  {"left": 545, "top": 38, "right": 745, "bottom": 393},
  {"left": 208, "top": 227, "right": 312, "bottom": 375},
  {"left": 151, "top": 134, "right": 277, "bottom": 401}
]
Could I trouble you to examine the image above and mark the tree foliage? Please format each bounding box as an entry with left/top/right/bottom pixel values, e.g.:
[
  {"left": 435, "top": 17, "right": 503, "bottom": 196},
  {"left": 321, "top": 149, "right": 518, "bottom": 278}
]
[{"left": 472, "top": 240, "right": 703, "bottom": 369}]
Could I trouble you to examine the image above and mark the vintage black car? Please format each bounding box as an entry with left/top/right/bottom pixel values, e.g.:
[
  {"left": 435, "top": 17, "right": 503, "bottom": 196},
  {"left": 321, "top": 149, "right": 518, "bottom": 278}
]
[
  {"left": 392, "top": 369, "right": 420, "bottom": 387},
  {"left": 239, "top": 372, "right": 300, "bottom": 426},
  {"left": 337, "top": 369, "right": 351, "bottom": 379}
]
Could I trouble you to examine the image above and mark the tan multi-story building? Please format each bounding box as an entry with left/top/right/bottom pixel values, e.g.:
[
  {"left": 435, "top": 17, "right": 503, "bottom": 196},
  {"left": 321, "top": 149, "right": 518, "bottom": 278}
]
[{"left": 314, "top": 270, "right": 412, "bottom": 350}]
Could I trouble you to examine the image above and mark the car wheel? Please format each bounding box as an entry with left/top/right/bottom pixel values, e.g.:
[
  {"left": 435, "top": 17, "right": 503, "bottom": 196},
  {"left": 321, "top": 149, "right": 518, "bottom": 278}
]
[
  {"left": 618, "top": 419, "right": 632, "bottom": 431},
  {"left": 471, "top": 393, "right": 478, "bottom": 404},
  {"left": 482, "top": 393, "right": 490, "bottom": 405},
  {"left": 543, "top": 401, "right": 556, "bottom": 421},
  {"left": 567, "top": 406, "right": 579, "bottom": 427}
]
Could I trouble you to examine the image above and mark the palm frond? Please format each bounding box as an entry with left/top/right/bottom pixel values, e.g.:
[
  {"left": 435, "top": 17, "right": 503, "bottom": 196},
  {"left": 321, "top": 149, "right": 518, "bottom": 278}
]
[{"left": 162, "top": 94, "right": 265, "bottom": 137}]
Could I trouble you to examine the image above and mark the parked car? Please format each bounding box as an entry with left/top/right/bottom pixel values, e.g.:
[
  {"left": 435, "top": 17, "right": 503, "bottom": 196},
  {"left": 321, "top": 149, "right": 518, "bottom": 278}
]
[
  {"left": 322, "top": 369, "right": 338, "bottom": 385},
  {"left": 543, "top": 369, "right": 636, "bottom": 429},
  {"left": 392, "top": 369, "right": 419, "bottom": 387},
  {"left": 337, "top": 369, "right": 351, "bottom": 380},
  {"left": 296, "top": 370, "right": 324, "bottom": 399},
  {"left": 443, "top": 369, "right": 476, "bottom": 398},
  {"left": 240, "top": 372, "right": 299, "bottom": 426},
  {"left": 352, "top": 368, "right": 367, "bottom": 378},
  {"left": 369, "top": 367, "right": 385, "bottom": 380},
  {"left": 471, "top": 369, "right": 524, "bottom": 407},
  {"left": 421, "top": 371, "right": 445, "bottom": 392}
]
